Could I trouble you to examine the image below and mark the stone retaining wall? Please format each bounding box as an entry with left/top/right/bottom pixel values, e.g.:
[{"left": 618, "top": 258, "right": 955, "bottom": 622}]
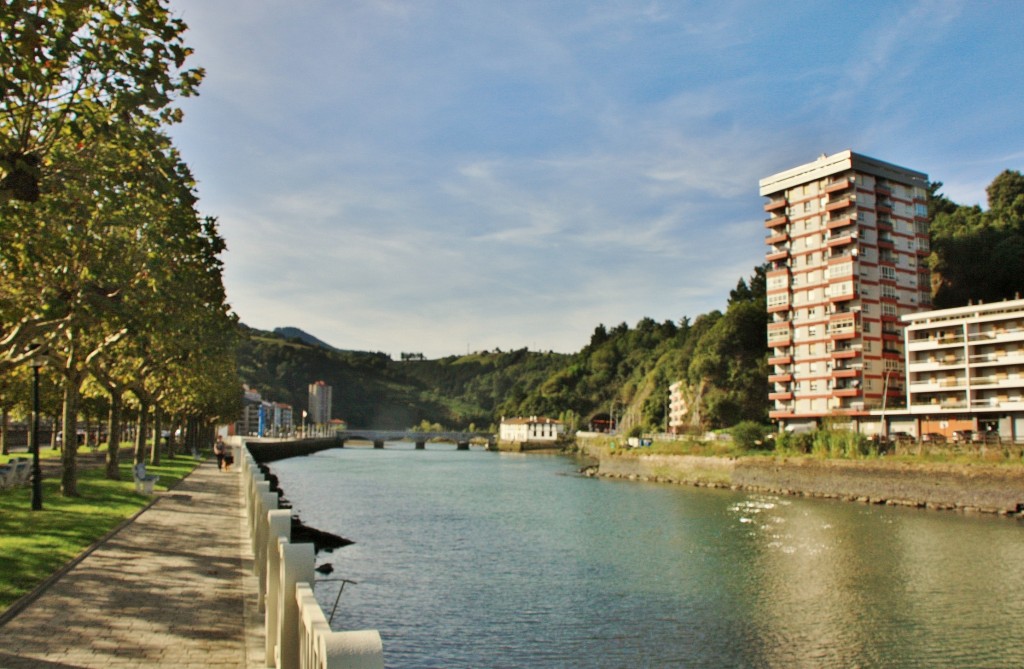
[{"left": 592, "top": 454, "right": 1024, "bottom": 515}]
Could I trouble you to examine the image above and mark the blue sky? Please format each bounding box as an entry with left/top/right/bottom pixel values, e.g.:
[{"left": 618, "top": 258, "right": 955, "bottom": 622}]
[{"left": 168, "top": 0, "right": 1024, "bottom": 359}]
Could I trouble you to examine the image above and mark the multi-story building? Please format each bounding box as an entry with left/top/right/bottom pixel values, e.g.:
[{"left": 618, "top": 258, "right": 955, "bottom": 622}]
[
  {"left": 667, "top": 380, "right": 688, "bottom": 434},
  {"left": 902, "top": 297, "right": 1024, "bottom": 439},
  {"left": 760, "top": 150, "right": 931, "bottom": 429},
  {"left": 308, "top": 380, "right": 332, "bottom": 425}
]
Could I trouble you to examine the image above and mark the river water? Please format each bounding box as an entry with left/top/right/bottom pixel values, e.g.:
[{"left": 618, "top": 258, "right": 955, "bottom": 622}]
[{"left": 269, "top": 444, "right": 1024, "bottom": 668}]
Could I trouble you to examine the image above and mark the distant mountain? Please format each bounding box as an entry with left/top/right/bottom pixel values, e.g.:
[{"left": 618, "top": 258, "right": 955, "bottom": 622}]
[{"left": 273, "top": 327, "right": 338, "bottom": 351}]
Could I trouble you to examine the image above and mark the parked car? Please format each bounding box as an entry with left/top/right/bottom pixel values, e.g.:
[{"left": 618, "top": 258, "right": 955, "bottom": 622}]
[
  {"left": 890, "top": 431, "right": 914, "bottom": 443},
  {"left": 921, "top": 432, "right": 946, "bottom": 443},
  {"left": 951, "top": 430, "right": 973, "bottom": 443}
]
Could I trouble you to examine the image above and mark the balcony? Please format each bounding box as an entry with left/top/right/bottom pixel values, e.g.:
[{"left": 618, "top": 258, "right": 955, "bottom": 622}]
[
  {"left": 832, "top": 368, "right": 860, "bottom": 379},
  {"left": 764, "top": 198, "right": 786, "bottom": 212},
  {"left": 827, "top": 214, "right": 857, "bottom": 230},
  {"left": 768, "top": 354, "right": 792, "bottom": 365},
  {"left": 832, "top": 347, "right": 862, "bottom": 360},
  {"left": 825, "top": 178, "right": 852, "bottom": 194},
  {"left": 769, "top": 391, "right": 794, "bottom": 401},
  {"left": 765, "top": 231, "right": 789, "bottom": 245},
  {"left": 834, "top": 387, "right": 863, "bottom": 398},
  {"left": 764, "top": 215, "right": 788, "bottom": 229},
  {"left": 765, "top": 249, "right": 789, "bottom": 263},
  {"left": 825, "top": 196, "right": 855, "bottom": 212},
  {"left": 826, "top": 233, "right": 857, "bottom": 249},
  {"left": 768, "top": 373, "right": 793, "bottom": 384}
]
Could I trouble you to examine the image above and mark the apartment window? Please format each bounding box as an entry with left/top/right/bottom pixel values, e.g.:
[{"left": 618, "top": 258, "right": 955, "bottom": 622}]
[
  {"left": 880, "top": 266, "right": 896, "bottom": 280},
  {"left": 881, "top": 284, "right": 898, "bottom": 299},
  {"left": 882, "top": 303, "right": 898, "bottom": 317},
  {"left": 804, "top": 201, "right": 812, "bottom": 213}
]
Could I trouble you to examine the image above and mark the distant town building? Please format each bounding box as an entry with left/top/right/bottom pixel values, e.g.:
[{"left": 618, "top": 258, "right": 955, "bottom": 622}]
[
  {"left": 233, "top": 386, "right": 293, "bottom": 437},
  {"left": 498, "top": 416, "right": 565, "bottom": 444},
  {"left": 760, "top": 150, "right": 930, "bottom": 429},
  {"left": 308, "top": 380, "right": 332, "bottom": 425}
]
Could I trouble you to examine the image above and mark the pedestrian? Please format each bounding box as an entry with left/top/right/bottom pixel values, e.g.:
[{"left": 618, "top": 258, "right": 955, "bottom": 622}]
[{"left": 214, "top": 436, "right": 226, "bottom": 470}]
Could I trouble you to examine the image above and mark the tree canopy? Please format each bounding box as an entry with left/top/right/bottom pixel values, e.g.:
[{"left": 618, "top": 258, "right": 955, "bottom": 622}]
[{"left": 929, "top": 170, "right": 1024, "bottom": 308}]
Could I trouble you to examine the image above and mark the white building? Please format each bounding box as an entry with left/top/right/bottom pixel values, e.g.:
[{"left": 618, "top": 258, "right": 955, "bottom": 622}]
[
  {"left": 499, "top": 416, "right": 565, "bottom": 444},
  {"left": 901, "top": 297, "right": 1024, "bottom": 439},
  {"left": 668, "top": 380, "right": 688, "bottom": 434}
]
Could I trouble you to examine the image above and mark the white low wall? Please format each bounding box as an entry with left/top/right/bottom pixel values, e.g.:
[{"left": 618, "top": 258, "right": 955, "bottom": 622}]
[{"left": 237, "top": 441, "right": 384, "bottom": 669}]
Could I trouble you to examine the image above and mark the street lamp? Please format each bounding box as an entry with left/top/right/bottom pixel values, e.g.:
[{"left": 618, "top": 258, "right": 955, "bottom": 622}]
[{"left": 30, "top": 351, "right": 44, "bottom": 511}]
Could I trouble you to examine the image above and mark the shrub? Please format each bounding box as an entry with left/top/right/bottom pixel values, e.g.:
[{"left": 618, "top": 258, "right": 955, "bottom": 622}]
[{"left": 731, "top": 421, "right": 770, "bottom": 451}]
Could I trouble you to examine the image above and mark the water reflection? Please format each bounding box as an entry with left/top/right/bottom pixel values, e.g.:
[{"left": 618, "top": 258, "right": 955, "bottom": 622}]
[{"left": 731, "top": 495, "right": 1024, "bottom": 668}]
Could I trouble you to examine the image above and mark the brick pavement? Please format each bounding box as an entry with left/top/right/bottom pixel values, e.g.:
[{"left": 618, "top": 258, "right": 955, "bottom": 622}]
[{"left": 0, "top": 459, "right": 265, "bottom": 668}]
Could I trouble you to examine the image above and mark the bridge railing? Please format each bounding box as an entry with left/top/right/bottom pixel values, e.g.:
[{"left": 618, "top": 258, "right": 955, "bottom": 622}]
[{"left": 237, "top": 439, "right": 384, "bottom": 669}]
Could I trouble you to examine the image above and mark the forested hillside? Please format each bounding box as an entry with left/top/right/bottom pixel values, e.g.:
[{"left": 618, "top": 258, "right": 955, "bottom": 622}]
[{"left": 236, "top": 266, "right": 768, "bottom": 433}]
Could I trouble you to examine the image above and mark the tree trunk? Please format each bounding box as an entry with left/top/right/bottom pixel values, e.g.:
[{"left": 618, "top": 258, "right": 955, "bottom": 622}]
[
  {"left": 185, "top": 415, "right": 199, "bottom": 457},
  {"left": 105, "top": 394, "right": 123, "bottom": 480},
  {"left": 60, "top": 380, "right": 80, "bottom": 497},
  {"left": 134, "top": 402, "right": 149, "bottom": 466},
  {"left": 1, "top": 406, "right": 8, "bottom": 455},
  {"left": 150, "top": 406, "right": 162, "bottom": 466}
]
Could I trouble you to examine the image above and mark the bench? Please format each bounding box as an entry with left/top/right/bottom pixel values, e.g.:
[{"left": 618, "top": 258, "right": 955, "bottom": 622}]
[
  {"left": 133, "top": 463, "right": 160, "bottom": 495},
  {"left": 0, "top": 459, "right": 31, "bottom": 490}
]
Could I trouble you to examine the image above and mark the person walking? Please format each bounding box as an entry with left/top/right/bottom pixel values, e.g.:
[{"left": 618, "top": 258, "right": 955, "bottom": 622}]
[{"left": 213, "top": 436, "right": 226, "bottom": 470}]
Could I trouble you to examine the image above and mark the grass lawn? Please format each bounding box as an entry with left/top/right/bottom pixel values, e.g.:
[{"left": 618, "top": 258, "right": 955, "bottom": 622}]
[{"left": 0, "top": 454, "right": 202, "bottom": 613}]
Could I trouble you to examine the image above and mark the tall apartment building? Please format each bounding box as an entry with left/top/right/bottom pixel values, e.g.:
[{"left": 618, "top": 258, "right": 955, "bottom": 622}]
[
  {"left": 760, "top": 151, "right": 931, "bottom": 427},
  {"left": 308, "top": 380, "right": 333, "bottom": 425}
]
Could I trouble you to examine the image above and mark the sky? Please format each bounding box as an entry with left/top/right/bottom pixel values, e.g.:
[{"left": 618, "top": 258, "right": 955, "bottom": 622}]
[{"left": 167, "top": 0, "right": 1024, "bottom": 359}]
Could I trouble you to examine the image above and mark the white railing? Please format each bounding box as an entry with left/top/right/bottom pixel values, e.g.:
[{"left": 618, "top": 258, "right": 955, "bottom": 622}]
[{"left": 238, "top": 442, "right": 384, "bottom": 669}]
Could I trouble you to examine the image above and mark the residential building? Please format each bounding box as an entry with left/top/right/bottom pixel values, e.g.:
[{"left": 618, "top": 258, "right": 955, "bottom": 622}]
[
  {"left": 498, "top": 416, "right": 565, "bottom": 444},
  {"left": 308, "top": 380, "right": 332, "bottom": 425},
  {"left": 901, "top": 296, "right": 1024, "bottom": 440},
  {"left": 668, "top": 380, "right": 688, "bottom": 434},
  {"left": 760, "top": 150, "right": 930, "bottom": 428}
]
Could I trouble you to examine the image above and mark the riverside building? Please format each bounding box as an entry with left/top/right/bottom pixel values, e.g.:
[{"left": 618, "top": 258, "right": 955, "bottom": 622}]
[
  {"left": 760, "top": 150, "right": 931, "bottom": 430},
  {"left": 901, "top": 296, "right": 1024, "bottom": 439}
]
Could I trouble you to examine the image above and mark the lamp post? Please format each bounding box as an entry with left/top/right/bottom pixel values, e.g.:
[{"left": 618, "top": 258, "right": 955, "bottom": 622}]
[{"left": 30, "top": 354, "right": 43, "bottom": 511}]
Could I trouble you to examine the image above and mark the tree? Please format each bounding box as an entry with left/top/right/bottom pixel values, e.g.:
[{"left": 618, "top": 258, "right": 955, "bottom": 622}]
[
  {"left": 0, "top": 0, "right": 203, "bottom": 202},
  {"left": 929, "top": 170, "right": 1024, "bottom": 308}
]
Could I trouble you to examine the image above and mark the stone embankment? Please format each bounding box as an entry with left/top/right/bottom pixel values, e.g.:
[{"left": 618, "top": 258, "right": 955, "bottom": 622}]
[{"left": 586, "top": 453, "right": 1024, "bottom": 516}]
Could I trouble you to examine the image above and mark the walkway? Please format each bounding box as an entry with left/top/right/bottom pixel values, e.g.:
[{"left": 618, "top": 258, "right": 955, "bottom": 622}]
[{"left": 0, "top": 459, "right": 264, "bottom": 668}]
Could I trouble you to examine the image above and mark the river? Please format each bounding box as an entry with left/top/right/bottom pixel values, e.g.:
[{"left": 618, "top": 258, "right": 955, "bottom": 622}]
[{"left": 268, "top": 444, "right": 1024, "bottom": 668}]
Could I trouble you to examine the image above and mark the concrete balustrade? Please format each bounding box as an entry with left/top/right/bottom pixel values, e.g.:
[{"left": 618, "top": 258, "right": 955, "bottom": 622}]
[
  {"left": 296, "top": 584, "right": 384, "bottom": 669},
  {"left": 236, "top": 439, "right": 385, "bottom": 669}
]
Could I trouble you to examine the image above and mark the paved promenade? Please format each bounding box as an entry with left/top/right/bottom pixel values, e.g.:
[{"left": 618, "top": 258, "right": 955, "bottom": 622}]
[{"left": 0, "top": 459, "right": 265, "bottom": 668}]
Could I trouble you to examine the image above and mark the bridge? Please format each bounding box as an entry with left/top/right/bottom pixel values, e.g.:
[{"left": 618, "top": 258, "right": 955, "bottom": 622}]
[
  {"left": 335, "top": 429, "right": 495, "bottom": 450},
  {"left": 243, "top": 431, "right": 496, "bottom": 463}
]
